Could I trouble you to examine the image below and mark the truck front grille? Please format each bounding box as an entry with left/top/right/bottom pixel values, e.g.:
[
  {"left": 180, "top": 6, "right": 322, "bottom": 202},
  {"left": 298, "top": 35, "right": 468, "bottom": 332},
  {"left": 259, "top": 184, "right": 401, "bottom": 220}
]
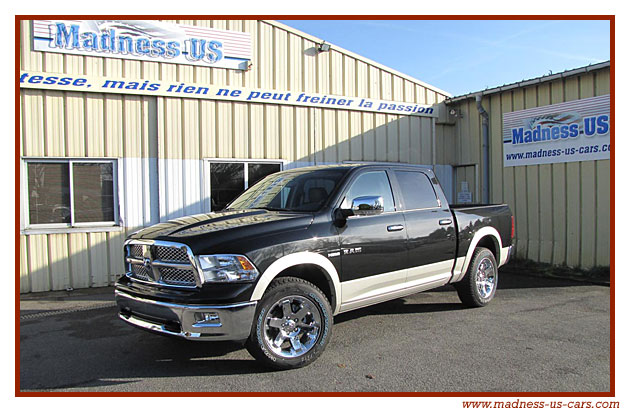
[
  {"left": 159, "top": 267, "right": 197, "bottom": 285},
  {"left": 153, "top": 246, "right": 189, "bottom": 263},
  {"left": 129, "top": 244, "right": 144, "bottom": 259},
  {"left": 131, "top": 264, "right": 152, "bottom": 282},
  {"left": 125, "top": 241, "right": 199, "bottom": 288}
]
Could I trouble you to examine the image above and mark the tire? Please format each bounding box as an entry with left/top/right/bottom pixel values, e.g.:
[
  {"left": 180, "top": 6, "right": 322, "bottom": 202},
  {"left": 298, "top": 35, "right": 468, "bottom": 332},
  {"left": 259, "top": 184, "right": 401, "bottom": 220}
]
[
  {"left": 455, "top": 247, "right": 498, "bottom": 307},
  {"left": 245, "top": 276, "right": 333, "bottom": 370}
]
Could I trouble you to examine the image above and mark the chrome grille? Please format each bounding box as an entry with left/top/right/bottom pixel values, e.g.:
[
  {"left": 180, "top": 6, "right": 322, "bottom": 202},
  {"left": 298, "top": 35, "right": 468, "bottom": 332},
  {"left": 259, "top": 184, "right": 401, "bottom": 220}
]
[
  {"left": 131, "top": 264, "right": 152, "bottom": 282},
  {"left": 125, "top": 241, "right": 198, "bottom": 288},
  {"left": 153, "top": 246, "right": 189, "bottom": 263},
  {"left": 129, "top": 244, "right": 144, "bottom": 258},
  {"left": 159, "top": 267, "right": 197, "bottom": 285}
]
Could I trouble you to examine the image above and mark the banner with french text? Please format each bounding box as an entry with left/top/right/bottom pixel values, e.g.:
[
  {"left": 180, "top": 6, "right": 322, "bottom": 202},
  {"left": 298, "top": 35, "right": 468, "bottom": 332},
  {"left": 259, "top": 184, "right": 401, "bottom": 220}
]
[
  {"left": 19, "top": 71, "right": 437, "bottom": 117},
  {"left": 503, "top": 94, "right": 610, "bottom": 167}
]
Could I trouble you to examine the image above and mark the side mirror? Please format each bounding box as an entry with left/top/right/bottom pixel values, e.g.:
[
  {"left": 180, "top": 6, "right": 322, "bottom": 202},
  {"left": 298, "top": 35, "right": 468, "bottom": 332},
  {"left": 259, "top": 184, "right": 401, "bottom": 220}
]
[
  {"left": 333, "top": 207, "right": 353, "bottom": 227},
  {"left": 333, "top": 196, "right": 384, "bottom": 227},
  {"left": 351, "top": 196, "right": 384, "bottom": 216}
]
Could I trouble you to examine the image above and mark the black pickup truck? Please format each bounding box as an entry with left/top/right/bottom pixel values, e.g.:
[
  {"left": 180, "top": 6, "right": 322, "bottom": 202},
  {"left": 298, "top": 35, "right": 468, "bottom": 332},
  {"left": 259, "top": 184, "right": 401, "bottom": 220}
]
[{"left": 115, "top": 164, "right": 514, "bottom": 369}]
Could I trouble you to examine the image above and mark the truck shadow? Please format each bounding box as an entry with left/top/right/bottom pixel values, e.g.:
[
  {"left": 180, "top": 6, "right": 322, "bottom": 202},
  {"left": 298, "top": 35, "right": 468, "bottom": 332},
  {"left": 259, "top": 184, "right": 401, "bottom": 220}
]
[
  {"left": 334, "top": 299, "right": 465, "bottom": 325},
  {"left": 424, "top": 271, "right": 598, "bottom": 293},
  {"left": 19, "top": 308, "right": 277, "bottom": 391},
  {"left": 333, "top": 271, "right": 601, "bottom": 325}
]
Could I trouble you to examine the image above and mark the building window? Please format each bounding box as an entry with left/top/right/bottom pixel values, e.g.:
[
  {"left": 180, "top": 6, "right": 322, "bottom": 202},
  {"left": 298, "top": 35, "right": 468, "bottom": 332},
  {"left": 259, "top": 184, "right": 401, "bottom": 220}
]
[
  {"left": 24, "top": 159, "right": 118, "bottom": 227},
  {"left": 207, "top": 160, "right": 283, "bottom": 211}
]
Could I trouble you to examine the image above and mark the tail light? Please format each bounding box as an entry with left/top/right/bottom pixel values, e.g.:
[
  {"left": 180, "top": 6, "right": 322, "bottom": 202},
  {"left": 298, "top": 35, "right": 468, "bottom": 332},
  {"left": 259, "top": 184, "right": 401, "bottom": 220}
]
[{"left": 511, "top": 216, "right": 515, "bottom": 239}]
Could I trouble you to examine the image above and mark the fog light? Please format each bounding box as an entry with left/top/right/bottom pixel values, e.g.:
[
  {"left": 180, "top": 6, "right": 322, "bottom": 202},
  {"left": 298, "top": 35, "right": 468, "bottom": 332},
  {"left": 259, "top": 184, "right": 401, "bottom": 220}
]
[{"left": 193, "top": 312, "right": 221, "bottom": 327}]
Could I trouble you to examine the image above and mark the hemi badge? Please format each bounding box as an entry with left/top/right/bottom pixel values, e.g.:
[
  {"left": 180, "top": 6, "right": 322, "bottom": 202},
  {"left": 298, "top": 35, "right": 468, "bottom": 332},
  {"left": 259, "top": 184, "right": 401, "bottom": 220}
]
[{"left": 327, "top": 251, "right": 341, "bottom": 258}]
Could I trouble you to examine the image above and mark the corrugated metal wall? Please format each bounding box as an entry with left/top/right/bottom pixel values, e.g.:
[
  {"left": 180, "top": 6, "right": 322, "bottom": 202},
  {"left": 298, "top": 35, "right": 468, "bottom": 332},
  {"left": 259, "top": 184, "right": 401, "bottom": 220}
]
[
  {"left": 445, "top": 68, "right": 610, "bottom": 268},
  {"left": 19, "top": 89, "right": 158, "bottom": 292},
  {"left": 20, "top": 19, "right": 449, "bottom": 292}
]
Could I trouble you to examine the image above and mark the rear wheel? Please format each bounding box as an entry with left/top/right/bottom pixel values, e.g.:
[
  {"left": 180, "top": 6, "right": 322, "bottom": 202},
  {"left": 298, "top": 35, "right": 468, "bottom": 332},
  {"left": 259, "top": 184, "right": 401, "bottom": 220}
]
[
  {"left": 455, "top": 247, "right": 498, "bottom": 307},
  {"left": 245, "top": 277, "right": 333, "bottom": 369}
]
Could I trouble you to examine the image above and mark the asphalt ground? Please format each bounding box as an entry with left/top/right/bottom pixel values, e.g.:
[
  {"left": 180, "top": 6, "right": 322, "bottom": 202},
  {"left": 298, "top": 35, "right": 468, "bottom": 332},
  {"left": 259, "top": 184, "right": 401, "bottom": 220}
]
[{"left": 19, "top": 268, "right": 610, "bottom": 393}]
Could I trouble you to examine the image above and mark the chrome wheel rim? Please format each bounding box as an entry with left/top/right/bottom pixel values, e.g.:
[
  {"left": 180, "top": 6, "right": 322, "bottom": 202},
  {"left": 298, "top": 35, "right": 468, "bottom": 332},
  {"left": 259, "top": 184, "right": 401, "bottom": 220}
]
[
  {"left": 263, "top": 295, "right": 322, "bottom": 358},
  {"left": 475, "top": 257, "right": 496, "bottom": 299}
]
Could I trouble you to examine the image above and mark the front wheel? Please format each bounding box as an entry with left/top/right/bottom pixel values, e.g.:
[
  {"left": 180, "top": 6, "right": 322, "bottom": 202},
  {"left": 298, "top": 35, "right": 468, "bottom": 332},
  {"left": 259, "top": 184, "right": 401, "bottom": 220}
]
[
  {"left": 245, "top": 277, "right": 333, "bottom": 369},
  {"left": 455, "top": 247, "right": 498, "bottom": 307}
]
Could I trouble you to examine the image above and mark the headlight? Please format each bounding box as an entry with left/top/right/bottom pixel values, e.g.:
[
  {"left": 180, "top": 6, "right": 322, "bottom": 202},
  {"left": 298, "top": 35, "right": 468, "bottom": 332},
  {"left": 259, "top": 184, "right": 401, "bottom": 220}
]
[{"left": 196, "top": 254, "right": 259, "bottom": 283}]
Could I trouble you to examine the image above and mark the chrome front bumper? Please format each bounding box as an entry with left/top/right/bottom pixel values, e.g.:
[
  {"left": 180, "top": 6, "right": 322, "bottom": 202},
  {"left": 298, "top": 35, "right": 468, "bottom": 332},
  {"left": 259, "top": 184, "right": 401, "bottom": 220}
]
[{"left": 115, "top": 290, "right": 257, "bottom": 341}]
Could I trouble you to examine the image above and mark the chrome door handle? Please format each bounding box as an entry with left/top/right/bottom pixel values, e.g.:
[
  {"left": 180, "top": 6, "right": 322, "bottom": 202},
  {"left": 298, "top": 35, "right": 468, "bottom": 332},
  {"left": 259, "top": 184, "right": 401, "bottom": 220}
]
[
  {"left": 439, "top": 219, "right": 452, "bottom": 226},
  {"left": 387, "top": 224, "right": 405, "bottom": 232}
]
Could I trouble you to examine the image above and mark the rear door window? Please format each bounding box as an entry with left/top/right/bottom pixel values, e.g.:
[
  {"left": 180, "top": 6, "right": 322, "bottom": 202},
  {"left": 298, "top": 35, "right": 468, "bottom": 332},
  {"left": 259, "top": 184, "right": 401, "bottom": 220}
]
[{"left": 394, "top": 171, "right": 440, "bottom": 210}]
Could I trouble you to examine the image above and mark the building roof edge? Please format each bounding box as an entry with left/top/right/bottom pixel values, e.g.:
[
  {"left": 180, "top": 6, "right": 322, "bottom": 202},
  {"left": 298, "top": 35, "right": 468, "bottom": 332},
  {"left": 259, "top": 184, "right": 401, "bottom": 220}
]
[{"left": 445, "top": 61, "right": 610, "bottom": 104}]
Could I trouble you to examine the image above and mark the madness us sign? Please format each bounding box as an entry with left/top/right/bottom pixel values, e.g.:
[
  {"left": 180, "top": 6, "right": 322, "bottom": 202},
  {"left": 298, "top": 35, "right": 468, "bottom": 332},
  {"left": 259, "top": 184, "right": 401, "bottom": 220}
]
[
  {"left": 503, "top": 95, "right": 610, "bottom": 167},
  {"left": 32, "top": 20, "right": 252, "bottom": 70}
]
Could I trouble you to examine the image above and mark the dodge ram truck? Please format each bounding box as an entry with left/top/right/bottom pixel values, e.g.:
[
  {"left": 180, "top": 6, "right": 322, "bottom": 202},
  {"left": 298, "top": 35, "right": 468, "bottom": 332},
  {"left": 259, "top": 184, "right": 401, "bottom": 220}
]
[{"left": 115, "top": 164, "right": 514, "bottom": 369}]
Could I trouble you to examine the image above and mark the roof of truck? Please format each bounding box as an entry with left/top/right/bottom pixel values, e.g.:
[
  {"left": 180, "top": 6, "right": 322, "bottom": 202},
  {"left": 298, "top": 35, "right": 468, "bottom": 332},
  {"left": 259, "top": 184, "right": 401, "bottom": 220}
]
[{"left": 285, "top": 163, "right": 433, "bottom": 172}]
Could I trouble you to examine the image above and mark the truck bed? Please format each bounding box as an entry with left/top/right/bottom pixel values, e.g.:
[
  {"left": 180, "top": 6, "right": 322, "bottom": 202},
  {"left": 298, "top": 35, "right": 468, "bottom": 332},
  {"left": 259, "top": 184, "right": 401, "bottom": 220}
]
[
  {"left": 450, "top": 203, "right": 506, "bottom": 209},
  {"left": 450, "top": 203, "right": 513, "bottom": 261}
]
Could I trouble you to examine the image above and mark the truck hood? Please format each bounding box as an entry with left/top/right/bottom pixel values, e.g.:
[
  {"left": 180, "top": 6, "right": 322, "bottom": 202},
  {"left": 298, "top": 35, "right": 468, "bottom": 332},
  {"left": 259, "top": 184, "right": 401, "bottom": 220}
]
[{"left": 128, "top": 209, "right": 314, "bottom": 250}]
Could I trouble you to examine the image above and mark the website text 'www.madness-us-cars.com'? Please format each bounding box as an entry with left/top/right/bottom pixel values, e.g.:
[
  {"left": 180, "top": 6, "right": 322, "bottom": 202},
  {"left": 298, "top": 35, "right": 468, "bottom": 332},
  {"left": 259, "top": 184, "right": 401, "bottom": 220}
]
[{"left": 462, "top": 400, "right": 619, "bottom": 409}]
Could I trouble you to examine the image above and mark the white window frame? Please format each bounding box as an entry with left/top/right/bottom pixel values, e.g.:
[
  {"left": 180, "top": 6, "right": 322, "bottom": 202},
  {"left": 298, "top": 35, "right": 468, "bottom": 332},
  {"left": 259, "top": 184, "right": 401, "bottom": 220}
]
[
  {"left": 202, "top": 158, "right": 285, "bottom": 211},
  {"left": 21, "top": 157, "right": 121, "bottom": 232}
]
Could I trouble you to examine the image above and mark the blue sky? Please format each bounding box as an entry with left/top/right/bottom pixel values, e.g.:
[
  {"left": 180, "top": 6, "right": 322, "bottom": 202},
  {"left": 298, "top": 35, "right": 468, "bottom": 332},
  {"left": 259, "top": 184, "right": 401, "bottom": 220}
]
[{"left": 279, "top": 20, "right": 611, "bottom": 97}]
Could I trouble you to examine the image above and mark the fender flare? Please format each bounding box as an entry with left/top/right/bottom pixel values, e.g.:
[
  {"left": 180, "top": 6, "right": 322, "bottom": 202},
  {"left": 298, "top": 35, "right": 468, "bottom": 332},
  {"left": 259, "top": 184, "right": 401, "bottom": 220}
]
[
  {"left": 452, "top": 226, "right": 503, "bottom": 283},
  {"left": 250, "top": 251, "right": 342, "bottom": 315}
]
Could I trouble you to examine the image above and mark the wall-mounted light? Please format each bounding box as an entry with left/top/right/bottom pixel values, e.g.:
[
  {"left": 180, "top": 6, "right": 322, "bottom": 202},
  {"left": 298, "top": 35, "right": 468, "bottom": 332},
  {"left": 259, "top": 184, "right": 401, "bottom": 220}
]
[
  {"left": 318, "top": 41, "right": 331, "bottom": 53},
  {"left": 449, "top": 108, "right": 463, "bottom": 118}
]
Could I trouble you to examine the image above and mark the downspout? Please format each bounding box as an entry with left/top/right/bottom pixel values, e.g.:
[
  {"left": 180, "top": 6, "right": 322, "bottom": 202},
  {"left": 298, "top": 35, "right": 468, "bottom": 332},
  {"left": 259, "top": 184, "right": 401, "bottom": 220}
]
[
  {"left": 475, "top": 94, "right": 490, "bottom": 204},
  {"left": 431, "top": 117, "right": 437, "bottom": 167}
]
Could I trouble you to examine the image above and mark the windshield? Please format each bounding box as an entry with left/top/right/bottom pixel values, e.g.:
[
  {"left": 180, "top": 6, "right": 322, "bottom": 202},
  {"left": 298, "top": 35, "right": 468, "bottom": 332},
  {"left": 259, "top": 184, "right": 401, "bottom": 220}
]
[{"left": 227, "top": 169, "right": 348, "bottom": 212}]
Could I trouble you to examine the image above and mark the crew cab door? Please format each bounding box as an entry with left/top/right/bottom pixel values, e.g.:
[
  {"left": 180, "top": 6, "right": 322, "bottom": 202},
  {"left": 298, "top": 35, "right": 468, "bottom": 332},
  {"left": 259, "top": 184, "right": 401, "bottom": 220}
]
[
  {"left": 391, "top": 169, "right": 456, "bottom": 283},
  {"left": 337, "top": 169, "right": 408, "bottom": 303}
]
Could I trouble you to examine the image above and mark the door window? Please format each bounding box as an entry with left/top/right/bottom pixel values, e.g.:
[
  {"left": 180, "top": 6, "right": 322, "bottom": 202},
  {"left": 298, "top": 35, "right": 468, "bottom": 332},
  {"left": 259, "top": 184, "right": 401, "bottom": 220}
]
[{"left": 341, "top": 170, "right": 395, "bottom": 212}]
